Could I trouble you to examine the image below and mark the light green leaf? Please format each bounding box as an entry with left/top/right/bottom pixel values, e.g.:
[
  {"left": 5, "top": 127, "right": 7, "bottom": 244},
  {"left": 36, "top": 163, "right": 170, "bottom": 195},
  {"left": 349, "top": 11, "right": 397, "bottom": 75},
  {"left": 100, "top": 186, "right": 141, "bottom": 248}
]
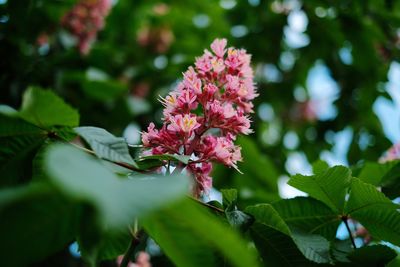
[
  {"left": 19, "top": 86, "right": 79, "bottom": 127},
  {"left": 0, "top": 105, "right": 18, "bottom": 116},
  {"left": 143, "top": 199, "right": 259, "bottom": 267},
  {"left": 246, "top": 204, "right": 332, "bottom": 265},
  {"left": 345, "top": 178, "right": 400, "bottom": 246},
  {"left": 44, "top": 144, "right": 189, "bottom": 229},
  {"left": 288, "top": 166, "right": 351, "bottom": 213},
  {"left": 75, "top": 126, "right": 137, "bottom": 167}
]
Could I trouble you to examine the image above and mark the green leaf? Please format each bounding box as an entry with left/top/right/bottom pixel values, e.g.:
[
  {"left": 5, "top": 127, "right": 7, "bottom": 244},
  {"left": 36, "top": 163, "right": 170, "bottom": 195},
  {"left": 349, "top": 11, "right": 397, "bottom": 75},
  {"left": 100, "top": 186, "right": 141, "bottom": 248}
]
[
  {"left": 78, "top": 228, "right": 131, "bottom": 261},
  {"left": 380, "top": 162, "right": 400, "bottom": 199},
  {"left": 96, "top": 230, "right": 131, "bottom": 260},
  {"left": 19, "top": 86, "right": 79, "bottom": 128},
  {"left": 221, "top": 189, "right": 252, "bottom": 230},
  {"left": 0, "top": 104, "right": 18, "bottom": 116},
  {"left": 288, "top": 166, "right": 351, "bottom": 213},
  {"left": 143, "top": 199, "right": 259, "bottom": 267},
  {"left": 75, "top": 126, "right": 137, "bottom": 167},
  {"left": 0, "top": 114, "right": 47, "bottom": 187},
  {"left": 245, "top": 204, "right": 332, "bottom": 266},
  {"left": 357, "top": 160, "right": 400, "bottom": 199},
  {"left": 348, "top": 245, "right": 397, "bottom": 265},
  {"left": 44, "top": 144, "right": 189, "bottom": 229},
  {"left": 345, "top": 178, "right": 400, "bottom": 246},
  {"left": 312, "top": 160, "right": 329, "bottom": 174},
  {"left": 331, "top": 239, "right": 353, "bottom": 263},
  {"left": 134, "top": 154, "right": 191, "bottom": 171},
  {"left": 0, "top": 183, "right": 78, "bottom": 267},
  {"left": 358, "top": 160, "right": 399, "bottom": 186},
  {"left": 226, "top": 209, "right": 253, "bottom": 231},
  {"left": 221, "top": 188, "right": 238, "bottom": 208},
  {"left": 272, "top": 197, "right": 340, "bottom": 240}
]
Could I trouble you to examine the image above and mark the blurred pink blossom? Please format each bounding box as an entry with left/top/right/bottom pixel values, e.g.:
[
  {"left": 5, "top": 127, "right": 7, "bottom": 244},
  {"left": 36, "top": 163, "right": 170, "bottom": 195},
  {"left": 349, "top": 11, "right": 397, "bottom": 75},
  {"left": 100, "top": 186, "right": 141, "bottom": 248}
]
[
  {"left": 61, "top": 0, "right": 112, "bottom": 55},
  {"left": 117, "top": 252, "right": 152, "bottom": 267},
  {"left": 380, "top": 143, "right": 400, "bottom": 162}
]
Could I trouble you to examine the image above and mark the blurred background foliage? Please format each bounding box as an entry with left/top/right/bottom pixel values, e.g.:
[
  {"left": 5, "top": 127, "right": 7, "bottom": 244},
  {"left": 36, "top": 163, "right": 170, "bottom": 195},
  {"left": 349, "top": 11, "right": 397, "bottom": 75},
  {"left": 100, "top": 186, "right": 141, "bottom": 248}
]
[{"left": 1, "top": 0, "right": 400, "bottom": 206}]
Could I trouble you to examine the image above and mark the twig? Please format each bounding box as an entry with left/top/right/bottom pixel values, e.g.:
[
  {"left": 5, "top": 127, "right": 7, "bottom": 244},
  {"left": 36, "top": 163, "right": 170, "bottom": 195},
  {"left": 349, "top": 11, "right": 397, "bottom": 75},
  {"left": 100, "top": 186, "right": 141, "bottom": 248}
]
[
  {"left": 342, "top": 216, "right": 356, "bottom": 249},
  {"left": 121, "top": 224, "right": 143, "bottom": 267}
]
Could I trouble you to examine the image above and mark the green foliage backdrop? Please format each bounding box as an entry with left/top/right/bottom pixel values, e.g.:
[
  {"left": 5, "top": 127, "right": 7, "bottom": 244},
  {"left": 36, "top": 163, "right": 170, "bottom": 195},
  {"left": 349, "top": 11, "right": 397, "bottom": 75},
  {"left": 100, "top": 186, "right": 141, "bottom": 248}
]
[{"left": 1, "top": 0, "right": 400, "bottom": 266}]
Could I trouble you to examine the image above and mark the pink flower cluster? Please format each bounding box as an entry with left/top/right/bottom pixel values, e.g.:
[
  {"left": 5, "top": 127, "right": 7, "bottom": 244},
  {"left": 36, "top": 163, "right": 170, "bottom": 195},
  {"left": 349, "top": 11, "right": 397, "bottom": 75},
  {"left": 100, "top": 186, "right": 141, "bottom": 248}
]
[
  {"left": 61, "top": 0, "right": 112, "bottom": 55},
  {"left": 141, "top": 38, "right": 257, "bottom": 196},
  {"left": 380, "top": 143, "right": 400, "bottom": 162}
]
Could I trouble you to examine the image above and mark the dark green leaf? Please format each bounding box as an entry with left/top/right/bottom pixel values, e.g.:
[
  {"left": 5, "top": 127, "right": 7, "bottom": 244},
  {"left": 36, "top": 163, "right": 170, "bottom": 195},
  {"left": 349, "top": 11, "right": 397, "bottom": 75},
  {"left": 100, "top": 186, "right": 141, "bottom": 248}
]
[
  {"left": 348, "top": 245, "right": 397, "bottom": 265},
  {"left": 272, "top": 197, "right": 340, "bottom": 240},
  {"left": 346, "top": 178, "right": 400, "bottom": 246},
  {"left": 288, "top": 166, "right": 351, "bottom": 213},
  {"left": 0, "top": 183, "right": 78, "bottom": 267},
  {"left": 246, "top": 204, "right": 332, "bottom": 265},
  {"left": 138, "top": 153, "right": 191, "bottom": 165},
  {"left": 0, "top": 114, "right": 47, "bottom": 187},
  {"left": 380, "top": 162, "right": 400, "bottom": 199}
]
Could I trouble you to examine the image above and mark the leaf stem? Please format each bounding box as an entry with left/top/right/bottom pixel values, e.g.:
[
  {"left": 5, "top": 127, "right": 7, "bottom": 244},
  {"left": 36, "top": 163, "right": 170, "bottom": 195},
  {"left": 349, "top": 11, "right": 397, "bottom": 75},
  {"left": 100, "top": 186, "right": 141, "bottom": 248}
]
[
  {"left": 342, "top": 216, "right": 356, "bottom": 249},
  {"left": 68, "top": 141, "right": 144, "bottom": 172},
  {"left": 120, "top": 226, "right": 143, "bottom": 267},
  {"left": 188, "top": 196, "right": 225, "bottom": 213}
]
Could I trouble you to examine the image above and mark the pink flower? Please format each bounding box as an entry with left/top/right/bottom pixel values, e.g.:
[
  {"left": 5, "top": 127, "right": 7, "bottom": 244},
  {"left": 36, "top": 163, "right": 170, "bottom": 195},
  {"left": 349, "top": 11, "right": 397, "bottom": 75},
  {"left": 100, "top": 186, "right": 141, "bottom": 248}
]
[
  {"left": 210, "top": 38, "right": 227, "bottom": 58},
  {"left": 188, "top": 162, "right": 213, "bottom": 196},
  {"left": 211, "top": 57, "right": 225, "bottom": 73},
  {"left": 167, "top": 114, "right": 200, "bottom": 134},
  {"left": 195, "top": 50, "right": 213, "bottom": 74},
  {"left": 141, "top": 123, "right": 159, "bottom": 146},
  {"left": 141, "top": 38, "right": 257, "bottom": 196},
  {"left": 183, "top": 67, "right": 202, "bottom": 95},
  {"left": 200, "top": 83, "right": 218, "bottom": 102},
  {"left": 176, "top": 89, "right": 198, "bottom": 111},
  {"left": 199, "top": 135, "right": 242, "bottom": 169}
]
